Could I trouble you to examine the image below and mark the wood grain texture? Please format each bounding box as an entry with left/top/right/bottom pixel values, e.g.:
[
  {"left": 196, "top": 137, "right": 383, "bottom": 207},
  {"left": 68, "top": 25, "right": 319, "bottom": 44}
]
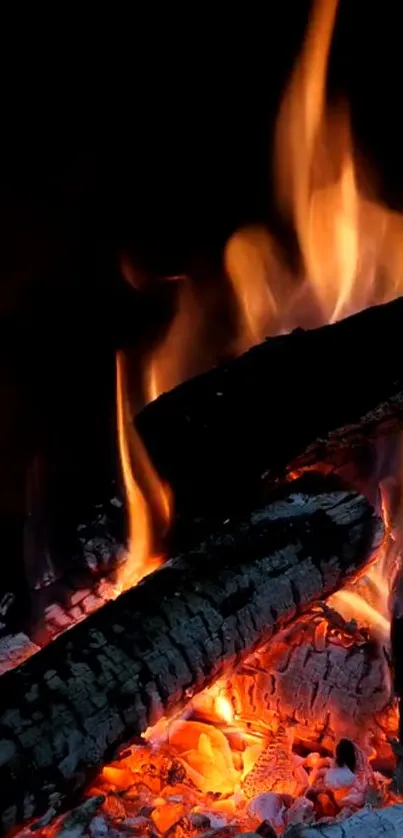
[{"left": 0, "top": 478, "right": 381, "bottom": 833}]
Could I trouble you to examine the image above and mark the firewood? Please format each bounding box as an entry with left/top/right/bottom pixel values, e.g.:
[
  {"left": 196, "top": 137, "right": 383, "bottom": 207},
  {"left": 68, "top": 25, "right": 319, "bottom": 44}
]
[
  {"left": 137, "top": 296, "right": 403, "bottom": 522},
  {"left": 283, "top": 802, "right": 403, "bottom": 836},
  {"left": 0, "top": 476, "right": 380, "bottom": 833}
]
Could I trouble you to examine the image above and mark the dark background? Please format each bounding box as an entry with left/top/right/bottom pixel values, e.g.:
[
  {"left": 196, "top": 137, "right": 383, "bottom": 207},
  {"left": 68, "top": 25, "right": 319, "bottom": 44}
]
[{"left": 1, "top": 0, "right": 403, "bottom": 597}]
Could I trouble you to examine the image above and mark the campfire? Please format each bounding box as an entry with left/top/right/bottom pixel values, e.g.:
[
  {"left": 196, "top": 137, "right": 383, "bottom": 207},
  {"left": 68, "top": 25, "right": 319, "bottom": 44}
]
[{"left": 4, "top": 1, "right": 403, "bottom": 836}]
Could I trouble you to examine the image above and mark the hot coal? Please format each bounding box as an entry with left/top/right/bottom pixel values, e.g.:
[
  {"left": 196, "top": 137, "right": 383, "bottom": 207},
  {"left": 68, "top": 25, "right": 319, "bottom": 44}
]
[{"left": 0, "top": 477, "right": 381, "bottom": 833}]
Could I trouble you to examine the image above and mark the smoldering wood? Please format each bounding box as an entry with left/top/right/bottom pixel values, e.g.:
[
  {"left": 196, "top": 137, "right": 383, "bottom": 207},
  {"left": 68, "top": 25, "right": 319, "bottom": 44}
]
[
  {"left": 137, "top": 296, "right": 403, "bottom": 523},
  {"left": 224, "top": 610, "right": 394, "bottom": 761},
  {"left": 0, "top": 477, "right": 381, "bottom": 833},
  {"left": 284, "top": 802, "right": 403, "bottom": 836}
]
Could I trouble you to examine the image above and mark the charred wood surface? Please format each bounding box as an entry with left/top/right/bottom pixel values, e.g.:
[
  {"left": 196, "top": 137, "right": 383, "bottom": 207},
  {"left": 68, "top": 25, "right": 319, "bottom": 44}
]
[
  {"left": 137, "top": 297, "right": 403, "bottom": 522},
  {"left": 0, "top": 478, "right": 381, "bottom": 833},
  {"left": 225, "top": 610, "right": 394, "bottom": 760}
]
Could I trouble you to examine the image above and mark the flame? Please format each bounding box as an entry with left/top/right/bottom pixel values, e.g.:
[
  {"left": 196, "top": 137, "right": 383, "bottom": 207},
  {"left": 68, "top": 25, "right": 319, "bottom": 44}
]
[
  {"left": 144, "top": 278, "right": 205, "bottom": 404},
  {"left": 329, "top": 447, "right": 403, "bottom": 644},
  {"left": 115, "top": 351, "right": 171, "bottom": 591},
  {"left": 226, "top": 0, "right": 403, "bottom": 343}
]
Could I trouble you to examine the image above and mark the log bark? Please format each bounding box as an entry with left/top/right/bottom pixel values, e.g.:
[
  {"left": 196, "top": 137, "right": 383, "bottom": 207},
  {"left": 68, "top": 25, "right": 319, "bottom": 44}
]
[
  {"left": 0, "top": 477, "right": 380, "bottom": 833},
  {"left": 284, "top": 802, "right": 403, "bottom": 836},
  {"left": 137, "top": 296, "right": 403, "bottom": 522}
]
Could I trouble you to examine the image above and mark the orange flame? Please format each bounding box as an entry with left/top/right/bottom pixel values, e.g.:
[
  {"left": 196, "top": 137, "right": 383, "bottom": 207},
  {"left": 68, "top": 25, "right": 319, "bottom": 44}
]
[
  {"left": 115, "top": 351, "right": 171, "bottom": 591},
  {"left": 144, "top": 278, "right": 205, "bottom": 404},
  {"left": 226, "top": 0, "right": 403, "bottom": 343}
]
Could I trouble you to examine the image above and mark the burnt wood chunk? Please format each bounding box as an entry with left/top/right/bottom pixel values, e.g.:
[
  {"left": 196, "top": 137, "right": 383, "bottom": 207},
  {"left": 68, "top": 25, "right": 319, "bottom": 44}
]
[
  {"left": 137, "top": 296, "right": 403, "bottom": 520},
  {"left": 0, "top": 476, "right": 381, "bottom": 833}
]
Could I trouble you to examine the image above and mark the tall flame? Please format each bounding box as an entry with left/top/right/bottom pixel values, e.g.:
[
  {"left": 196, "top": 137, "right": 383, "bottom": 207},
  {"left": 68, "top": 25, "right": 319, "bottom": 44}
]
[
  {"left": 226, "top": 0, "right": 403, "bottom": 342},
  {"left": 274, "top": 0, "right": 359, "bottom": 323},
  {"left": 115, "top": 351, "right": 171, "bottom": 591}
]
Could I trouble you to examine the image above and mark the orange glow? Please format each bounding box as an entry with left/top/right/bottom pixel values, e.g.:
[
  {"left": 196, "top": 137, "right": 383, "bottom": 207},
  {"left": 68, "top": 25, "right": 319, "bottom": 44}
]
[
  {"left": 115, "top": 351, "right": 171, "bottom": 591},
  {"left": 214, "top": 695, "right": 234, "bottom": 725}
]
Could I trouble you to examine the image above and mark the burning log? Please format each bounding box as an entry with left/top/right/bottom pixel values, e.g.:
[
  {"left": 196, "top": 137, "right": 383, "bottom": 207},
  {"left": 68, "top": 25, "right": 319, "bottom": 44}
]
[
  {"left": 0, "top": 477, "right": 380, "bottom": 833},
  {"left": 284, "top": 802, "right": 403, "bottom": 836},
  {"left": 137, "top": 296, "right": 403, "bottom": 521}
]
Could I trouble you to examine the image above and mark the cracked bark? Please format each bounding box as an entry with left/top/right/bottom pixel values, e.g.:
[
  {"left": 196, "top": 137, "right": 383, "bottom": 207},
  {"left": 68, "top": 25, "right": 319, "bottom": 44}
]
[
  {"left": 226, "top": 610, "right": 393, "bottom": 759},
  {"left": 0, "top": 476, "right": 381, "bottom": 833},
  {"left": 137, "top": 296, "right": 403, "bottom": 523}
]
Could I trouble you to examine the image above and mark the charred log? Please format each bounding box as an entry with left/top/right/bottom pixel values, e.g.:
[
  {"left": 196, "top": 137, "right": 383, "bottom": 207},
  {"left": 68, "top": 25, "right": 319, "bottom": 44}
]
[
  {"left": 137, "top": 296, "right": 403, "bottom": 523},
  {"left": 0, "top": 477, "right": 380, "bottom": 833}
]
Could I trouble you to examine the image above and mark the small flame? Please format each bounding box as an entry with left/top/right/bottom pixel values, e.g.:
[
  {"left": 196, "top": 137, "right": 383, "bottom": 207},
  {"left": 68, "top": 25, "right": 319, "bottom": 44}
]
[
  {"left": 329, "top": 470, "right": 403, "bottom": 646},
  {"left": 82, "top": 2, "right": 403, "bottom": 829},
  {"left": 144, "top": 278, "right": 205, "bottom": 404},
  {"left": 224, "top": 227, "right": 284, "bottom": 351},
  {"left": 115, "top": 351, "right": 171, "bottom": 591}
]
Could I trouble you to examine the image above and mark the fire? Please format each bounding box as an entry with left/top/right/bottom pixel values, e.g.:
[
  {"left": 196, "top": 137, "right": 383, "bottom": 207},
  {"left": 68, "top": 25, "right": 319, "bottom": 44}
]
[
  {"left": 144, "top": 277, "right": 206, "bottom": 403},
  {"left": 20, "top": 2, "right": 403, "bottom": 833},
  {"left": 123, "top": 0, "right": 403, "bottom": 410},
  {"left": 115, "top": 0, "right": 403, "bottom": 641},
  {"left": 92, "top": 2, "right": 403, "bottom": 827},
  {"left": 115, "top": 351, "right": 171, "bottom": 591},
  {"left": 225, "top": 0, "right": 403, "bottom": 344}
]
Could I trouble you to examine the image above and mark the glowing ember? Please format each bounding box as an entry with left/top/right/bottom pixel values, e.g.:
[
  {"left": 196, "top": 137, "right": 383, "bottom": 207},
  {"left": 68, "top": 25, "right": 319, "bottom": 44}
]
[{"left": 78, "top": 464, "right": 403, "bottom": 833}]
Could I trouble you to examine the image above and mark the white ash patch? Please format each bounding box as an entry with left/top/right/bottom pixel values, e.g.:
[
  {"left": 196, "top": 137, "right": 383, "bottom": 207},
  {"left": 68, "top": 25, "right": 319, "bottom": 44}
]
[{"left": 0, "top": 633, "right": 40, "bottom": 674}]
